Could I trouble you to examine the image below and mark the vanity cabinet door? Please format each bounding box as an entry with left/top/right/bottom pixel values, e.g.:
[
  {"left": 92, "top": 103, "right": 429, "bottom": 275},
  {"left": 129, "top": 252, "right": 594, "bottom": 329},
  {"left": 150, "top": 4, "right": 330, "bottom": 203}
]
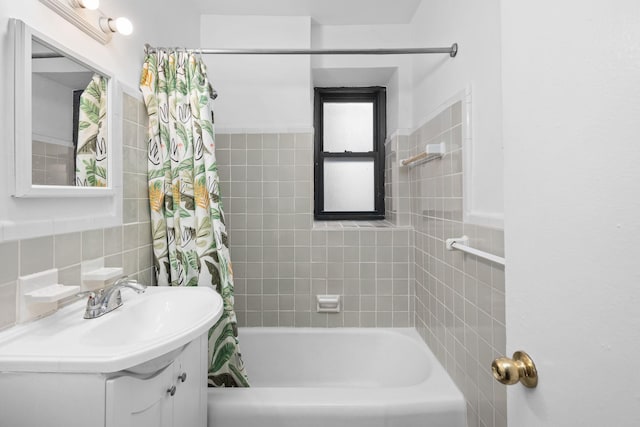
[
  {"left": 173, "top": 335, "right": 207, "bottom": 427},
  {"left": 105, "top": 363, "right": 174, "bottom": 427},
  {"left": 105, "top": 335, "right": 208, "bottom": 427},
  {"left": 0, "top": 372, "right": 106, "bottom": 427}
]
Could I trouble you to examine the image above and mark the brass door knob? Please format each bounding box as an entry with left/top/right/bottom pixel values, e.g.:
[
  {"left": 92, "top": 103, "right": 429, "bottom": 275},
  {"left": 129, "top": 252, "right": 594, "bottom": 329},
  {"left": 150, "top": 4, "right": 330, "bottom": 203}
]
[{"left": 491, "top": 351, "right": 538, "bottom": 388}]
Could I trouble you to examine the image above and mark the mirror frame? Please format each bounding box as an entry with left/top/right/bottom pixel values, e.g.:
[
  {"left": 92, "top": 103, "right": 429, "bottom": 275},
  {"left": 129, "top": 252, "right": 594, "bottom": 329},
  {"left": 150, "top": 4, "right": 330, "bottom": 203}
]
[{"left": 13, "top": 19, "right": 115, "bottom": 198}]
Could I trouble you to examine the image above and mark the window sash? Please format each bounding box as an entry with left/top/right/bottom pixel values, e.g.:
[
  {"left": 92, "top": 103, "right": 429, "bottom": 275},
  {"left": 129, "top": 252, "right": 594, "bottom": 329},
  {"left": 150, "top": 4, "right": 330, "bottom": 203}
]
[
  {"left": 323, "top": 157, "right": 376, "bottom": 212},
  {"left": 322, "top": 102, "right": 374, "bottom": 153}
]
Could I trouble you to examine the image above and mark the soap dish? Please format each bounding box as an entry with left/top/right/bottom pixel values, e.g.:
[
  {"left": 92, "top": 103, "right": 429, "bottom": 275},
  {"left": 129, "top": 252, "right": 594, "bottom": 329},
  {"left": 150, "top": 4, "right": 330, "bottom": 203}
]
[
  {"left": 82, "top": 267, "right": 123, "bottom": 282},
  {"left": 25, "top": 284, "right": 80, "bottom": 303}
]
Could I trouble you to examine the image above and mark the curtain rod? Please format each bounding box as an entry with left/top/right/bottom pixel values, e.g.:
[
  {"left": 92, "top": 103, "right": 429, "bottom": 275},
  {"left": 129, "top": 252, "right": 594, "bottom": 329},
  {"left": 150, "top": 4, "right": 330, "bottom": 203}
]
[{"left": 144, "top": 43, "right": 458, "bottom": 58}]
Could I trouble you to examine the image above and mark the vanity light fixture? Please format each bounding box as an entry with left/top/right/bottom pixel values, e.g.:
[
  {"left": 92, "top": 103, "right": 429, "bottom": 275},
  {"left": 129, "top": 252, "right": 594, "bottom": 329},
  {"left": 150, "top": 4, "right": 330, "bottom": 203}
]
[
  {"left": 99, "top": 16, "right": 133, "bottom": 36},
  {"left": 40, "top": 0, "right": 110, "bottom": 44},
  {"left": 68, "top": 0, "right": 99, "bottom": 10},
  {"left": 44, "top": 0, "right": 134, "bottom": 40}
]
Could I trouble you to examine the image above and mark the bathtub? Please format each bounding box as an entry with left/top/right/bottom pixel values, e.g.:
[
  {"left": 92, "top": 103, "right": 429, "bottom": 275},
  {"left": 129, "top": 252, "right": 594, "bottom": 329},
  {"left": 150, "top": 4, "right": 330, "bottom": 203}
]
[{"left": 208, "top": 328, "right": 467, "bottom": 427}]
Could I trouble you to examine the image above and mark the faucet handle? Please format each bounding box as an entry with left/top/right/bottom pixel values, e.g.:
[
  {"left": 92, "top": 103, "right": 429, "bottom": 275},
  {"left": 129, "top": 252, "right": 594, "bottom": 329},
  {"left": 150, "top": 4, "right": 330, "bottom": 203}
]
[
  {"left": 77, "top": 289, "right": 106, "bottom": 306},
  {"left": 77, "top": 290, "right": 98, "bottom": 299}
]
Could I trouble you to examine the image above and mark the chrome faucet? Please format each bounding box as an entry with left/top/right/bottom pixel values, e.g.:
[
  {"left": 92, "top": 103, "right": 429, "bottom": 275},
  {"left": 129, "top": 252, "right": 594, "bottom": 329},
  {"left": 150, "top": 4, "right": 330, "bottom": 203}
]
[{"left": 81, "top": 277, "right": 146, "bottom": 319}]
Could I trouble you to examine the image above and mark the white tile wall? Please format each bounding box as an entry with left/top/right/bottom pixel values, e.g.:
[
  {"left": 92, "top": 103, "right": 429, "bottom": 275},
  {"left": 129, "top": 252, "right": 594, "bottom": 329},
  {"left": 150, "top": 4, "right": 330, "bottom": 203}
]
[
  {"left": 217, "top": 132, "right": 414, "bottom": 327},
  {"left": 409, "top": 101, "right": 507, "bottom": 427}
]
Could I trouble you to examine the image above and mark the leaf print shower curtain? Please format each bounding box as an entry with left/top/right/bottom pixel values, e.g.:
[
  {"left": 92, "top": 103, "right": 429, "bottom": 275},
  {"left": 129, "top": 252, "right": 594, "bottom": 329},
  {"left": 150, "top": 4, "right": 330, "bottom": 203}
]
[
  {"left": 76, "top": 74, "right": 108, "bottom": 187},
  {"left": 140, "top": 50, "right": 249, "bottom": 387}
]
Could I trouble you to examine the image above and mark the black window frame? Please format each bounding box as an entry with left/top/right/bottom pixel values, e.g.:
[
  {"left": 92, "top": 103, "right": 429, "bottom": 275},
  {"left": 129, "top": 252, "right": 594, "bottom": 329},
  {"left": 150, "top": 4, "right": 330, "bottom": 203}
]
[{"left": 313, "top": 87, "right": 386, "bottom": 221}]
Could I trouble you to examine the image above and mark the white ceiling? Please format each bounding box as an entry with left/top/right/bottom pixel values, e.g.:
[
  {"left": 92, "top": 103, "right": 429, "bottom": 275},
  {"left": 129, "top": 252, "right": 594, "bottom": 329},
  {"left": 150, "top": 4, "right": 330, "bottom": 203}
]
[
  {"left": 36, "top": 72, "right": 94, "bottom": 90},
  {"left": 186, "top": 0, "right": 422, "bottom": 25}
]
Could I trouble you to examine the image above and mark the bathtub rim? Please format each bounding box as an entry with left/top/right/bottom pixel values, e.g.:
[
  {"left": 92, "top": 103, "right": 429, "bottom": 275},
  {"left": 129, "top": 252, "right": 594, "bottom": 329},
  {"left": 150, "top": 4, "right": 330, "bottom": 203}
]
[{"left": 208, "top": 327, "right": 466, "bottom": 421}]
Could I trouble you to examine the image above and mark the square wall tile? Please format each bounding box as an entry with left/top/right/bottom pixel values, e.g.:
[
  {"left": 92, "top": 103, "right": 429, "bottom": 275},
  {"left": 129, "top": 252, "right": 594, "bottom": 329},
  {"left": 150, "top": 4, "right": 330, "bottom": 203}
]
[
  {"left": 20, "top": 236, "right": 54, "bottom": 275},
  {"left": 0, "top": 241, "right": 19, "bottom": 282},
  {"left": 0, "top": 281, "right": 17, "bottom": 329}
]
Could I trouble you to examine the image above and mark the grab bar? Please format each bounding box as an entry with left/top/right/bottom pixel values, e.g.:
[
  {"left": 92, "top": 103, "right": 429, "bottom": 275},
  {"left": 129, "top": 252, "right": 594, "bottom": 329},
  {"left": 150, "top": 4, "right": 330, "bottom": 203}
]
[
  {"left": 445, "top": 236, "right": 505, "bottom": 266},
  {"left": 400, "top": 143, "right": 445, "bottom": 167}
]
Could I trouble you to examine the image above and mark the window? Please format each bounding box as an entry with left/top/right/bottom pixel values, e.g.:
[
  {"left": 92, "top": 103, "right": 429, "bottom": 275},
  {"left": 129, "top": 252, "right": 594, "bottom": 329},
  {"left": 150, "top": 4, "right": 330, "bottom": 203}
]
[{"left": 313, "top": 87, "right": 386, "bottom": 220}]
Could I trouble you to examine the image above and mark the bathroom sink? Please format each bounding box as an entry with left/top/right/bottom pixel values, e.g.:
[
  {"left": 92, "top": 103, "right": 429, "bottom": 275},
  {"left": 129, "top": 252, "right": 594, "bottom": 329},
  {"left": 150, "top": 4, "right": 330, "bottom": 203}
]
[{"left": 0, "top": 286, "right": 222, "bottom": 373}]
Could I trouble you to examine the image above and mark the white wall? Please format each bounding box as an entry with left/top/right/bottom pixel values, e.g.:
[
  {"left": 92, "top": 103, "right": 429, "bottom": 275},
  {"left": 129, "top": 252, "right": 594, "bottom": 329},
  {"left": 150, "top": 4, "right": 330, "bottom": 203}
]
[
  {"left": 311, "top": 24, "right": 414, "bottom": 136},
  {"left": 32, "top": 74, "right": 74, "bottom": 143},
  {"left": 410, "top": 0, "right": 503, "bottom": 225},
  {"left": 200, "top": 15, "right": 312, "bottom": 132},
  {"left": 200, "top": 17, "right": 415, "bottom": 136},
  {"left": 0, "top": 0, "right": 199, "bottom": 241},
  {"left": 502, "top": 0, "right": 640, "bottom": 425}
]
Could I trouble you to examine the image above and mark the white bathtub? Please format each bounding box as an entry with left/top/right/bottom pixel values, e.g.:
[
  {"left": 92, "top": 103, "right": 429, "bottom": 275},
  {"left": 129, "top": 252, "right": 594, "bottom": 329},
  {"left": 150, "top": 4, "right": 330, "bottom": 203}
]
[{"left": 208, "top": 328, "right": 467, "bottom": 427}]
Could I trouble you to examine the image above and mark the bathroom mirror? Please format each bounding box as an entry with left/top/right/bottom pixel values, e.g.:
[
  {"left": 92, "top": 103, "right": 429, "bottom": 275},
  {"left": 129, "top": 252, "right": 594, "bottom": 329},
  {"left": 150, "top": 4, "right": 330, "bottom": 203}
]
[{"left": 13, "top": 19, "right": 115, "bottom": 197}]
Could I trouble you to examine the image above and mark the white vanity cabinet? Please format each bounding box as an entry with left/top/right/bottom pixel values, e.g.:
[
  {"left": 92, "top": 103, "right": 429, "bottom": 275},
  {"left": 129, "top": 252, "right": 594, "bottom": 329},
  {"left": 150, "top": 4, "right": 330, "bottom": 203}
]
[
  {"left": 106, "top": 335, "right": 207, "bottom": 427},
  {"left": 0, "top": 335, "right": 207, "bottom": 427},
  {"left": 0, "top": 286, "right": 222, "bottom": 427}
]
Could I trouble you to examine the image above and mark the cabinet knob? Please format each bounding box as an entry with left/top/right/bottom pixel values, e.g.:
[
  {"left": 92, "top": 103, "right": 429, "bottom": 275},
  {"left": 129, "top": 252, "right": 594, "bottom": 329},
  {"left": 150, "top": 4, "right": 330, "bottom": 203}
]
[
  {"left": 167, "top": 385, "right": 177, "bottom": 396},
  {"left": 178, "top": 372, "right": 187, "bottom": 383}
]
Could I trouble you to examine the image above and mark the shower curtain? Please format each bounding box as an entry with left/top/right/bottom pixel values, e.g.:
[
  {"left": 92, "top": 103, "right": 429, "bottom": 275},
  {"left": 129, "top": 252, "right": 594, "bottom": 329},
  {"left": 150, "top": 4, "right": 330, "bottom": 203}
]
[
  {"left": 76, "top": 74, "right": 108, "bottom": 187},
  {"left": 140, "top": 49, "right": 249, "bottom": 387}
]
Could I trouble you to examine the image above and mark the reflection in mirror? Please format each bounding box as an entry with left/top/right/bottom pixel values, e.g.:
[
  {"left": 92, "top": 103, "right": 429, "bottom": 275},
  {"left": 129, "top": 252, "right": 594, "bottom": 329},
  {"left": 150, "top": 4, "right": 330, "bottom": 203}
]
[{"left": 31, "top": 40, "right": 108, "bottom": 187}]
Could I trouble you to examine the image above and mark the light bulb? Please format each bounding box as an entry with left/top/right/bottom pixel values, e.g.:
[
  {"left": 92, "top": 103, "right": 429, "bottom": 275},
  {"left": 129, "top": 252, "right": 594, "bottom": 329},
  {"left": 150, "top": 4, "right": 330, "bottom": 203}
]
[
  {"left": 80, "top": 0, "right": 99, "bottom": 10},
  {"left": 113, "top": 17, "right": 133, "bottom": 35},
  {"left": 100, "top": 17, "right": 134, "bottom": 36}
]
